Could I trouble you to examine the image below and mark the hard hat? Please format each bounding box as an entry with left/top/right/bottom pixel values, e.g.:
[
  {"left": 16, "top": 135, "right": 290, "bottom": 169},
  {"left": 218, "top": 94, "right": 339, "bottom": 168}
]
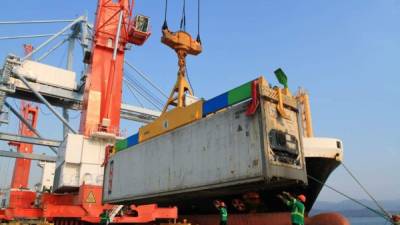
[
  {"left": 220, "top": 201, "right": 226, "bottom": 207},
  {"left": 297, "top": 194, "right": 306, "bottom": 203}
]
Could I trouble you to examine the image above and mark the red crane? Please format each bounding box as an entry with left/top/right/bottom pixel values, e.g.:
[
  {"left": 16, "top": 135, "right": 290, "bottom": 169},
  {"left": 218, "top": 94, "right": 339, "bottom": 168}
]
[
  {"left": 1, "top": 1, "right": 176, "bottom": 224},
  {"left": 9, "top": 44, "right": 38, "bottom": 190},
  {"left": 80, "top": 0, "right": 150, "bottom": 136},
  {"left": 9, "top": 102, "right": 38, "bottom": 189},
  {"left": 0, "top": 44, "right": 40, "bottom": 218}
]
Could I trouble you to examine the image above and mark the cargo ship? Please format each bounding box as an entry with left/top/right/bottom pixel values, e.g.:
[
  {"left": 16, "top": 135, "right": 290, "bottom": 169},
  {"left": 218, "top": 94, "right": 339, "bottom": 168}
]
[{"left": 104, "top": 73, "right": 348, "bottom": 224}]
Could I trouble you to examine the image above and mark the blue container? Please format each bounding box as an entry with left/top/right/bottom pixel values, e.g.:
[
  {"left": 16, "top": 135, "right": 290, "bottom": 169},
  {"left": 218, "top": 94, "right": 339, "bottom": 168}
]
[
  {"left": 127, "top": 133, "right": 139, "bottom": 147},
  {"left": 202, "top": 92, "right": 228, "bottom": 116}
]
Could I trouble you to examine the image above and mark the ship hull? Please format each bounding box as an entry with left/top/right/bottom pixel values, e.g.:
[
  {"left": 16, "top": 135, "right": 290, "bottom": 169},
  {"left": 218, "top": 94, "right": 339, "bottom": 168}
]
[
  {"left": 303, "top": 156, "right": 341, "bottom": 210},
  {"left": 182, "top": 212, "right": 349, "bottom": 225},
  {"left": 178, "top": 156, "right": 347, "bottom": 225},
  {"left": 170, "top": 154, "right": 341, "bottom": 214}
]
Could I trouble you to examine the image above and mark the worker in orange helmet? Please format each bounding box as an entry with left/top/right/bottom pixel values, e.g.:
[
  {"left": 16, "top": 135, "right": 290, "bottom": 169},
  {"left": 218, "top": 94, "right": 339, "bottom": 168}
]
[{"left": 277, "top": 192, "right": 306, "bottom": 225}]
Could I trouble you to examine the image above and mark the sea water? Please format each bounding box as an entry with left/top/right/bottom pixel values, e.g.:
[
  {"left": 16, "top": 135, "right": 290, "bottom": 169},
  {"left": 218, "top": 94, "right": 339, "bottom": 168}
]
[{"left": 348, "top": 216, "right": 388, "bottom": 225}]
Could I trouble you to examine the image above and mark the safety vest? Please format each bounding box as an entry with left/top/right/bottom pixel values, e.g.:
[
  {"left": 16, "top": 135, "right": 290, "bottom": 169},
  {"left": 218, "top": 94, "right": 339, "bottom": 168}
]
[
  {"left": 219, "top": 207, "right": 228, "bottom": 222},
  {"left": 100, "top": 212, "right": 110, "bottom": 224},
  {"left": 286, "top": 199, "right": 305, "bottom": 225}
]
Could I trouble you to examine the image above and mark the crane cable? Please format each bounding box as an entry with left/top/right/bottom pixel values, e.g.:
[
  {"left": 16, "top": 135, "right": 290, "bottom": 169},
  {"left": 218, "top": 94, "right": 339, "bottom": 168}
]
[
  {"left": 340, "top": 162, "right": 393, "bottom": 220},
  {"left": 122, "top": 75, "right": 144, "bottom": 107},
  {"left": 307, "top": 175, "right": 394, "bottom": 224},
  {"left": 124, "top": 60, "right": 168, "bottom": 98},
  {"left": 196, "top": 0, "right": 201, "bottom": 43},
  {"left": 163, "top": 0, "right": 201, "bottom": 39},
  {"left": 185, "top": 67, "right": 194, "bottom": 95},
  {"left": 162, "top": 0, "right": 202, "bottom": 95},
  {"left": 123, "top": 77, "right": 162, "bottom": 110},
  {"left": 124, "top": 74, "right": 164, "bottom": 107},
  {"left": 123, "top": 72, "right": 164, "bottom": 108},
  {"left": 180, "top": 0, "right": 186, "bottom": 31},
  {"left": 162, "top": 0, "right": 168, "bottom": 30}
]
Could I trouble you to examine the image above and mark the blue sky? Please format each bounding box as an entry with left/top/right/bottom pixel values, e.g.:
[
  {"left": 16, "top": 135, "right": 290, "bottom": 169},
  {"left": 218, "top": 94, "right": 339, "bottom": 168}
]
[{"left": 0, "top": 0, "right": 399, "bottom": 203}]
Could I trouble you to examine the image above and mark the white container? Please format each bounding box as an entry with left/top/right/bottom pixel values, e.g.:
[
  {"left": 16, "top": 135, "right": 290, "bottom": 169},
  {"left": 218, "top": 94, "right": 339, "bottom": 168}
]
[{"left": 103, "top": 97, "right": 307, "bottom": 204}]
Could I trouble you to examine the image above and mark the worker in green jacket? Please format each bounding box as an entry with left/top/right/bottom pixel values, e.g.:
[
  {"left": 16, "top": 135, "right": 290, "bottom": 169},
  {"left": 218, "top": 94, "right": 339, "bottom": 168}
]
[
  {"left": 215, "top": 201, "right": 228, "bottom": 225},
  {"left": 99, "top": 209, "right": 111, "bottom": 225},
  {"left": 278, "top": 192, "right": 306, "bottom": 225}
]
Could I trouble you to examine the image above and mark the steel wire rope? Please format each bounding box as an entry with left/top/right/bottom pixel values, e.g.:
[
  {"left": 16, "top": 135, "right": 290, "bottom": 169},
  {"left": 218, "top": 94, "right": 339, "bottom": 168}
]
[
  {"left": 124, "top": 74, "right": 164, "bottom": 107},
  {"left": 124, "top": 72, "right": 165, "bottom": 107},
  {"left": 124, "top": 76, "right": 163, "bottom": 109},
  {"left": 180, "top": 0, "right": 186, "bottom": 31},
  {"left": 340, "top": 162, "right": 392, "bottom": 219},
  {"left": 162, "top": 0, "right": 169, "bottom": 29},
  {"left": 196, "top": 0, "right": 201, "bottom": 43},
  {"left": 122, "top": 75, "right": 144, "bottom": 107},
  {"left": 125, "top": 86, "right": 145, "bottom": 107},
  {"left": 58, "top": 44, "right": 67, "bottom": 67},
  {"left": 307, "top": 174, "right": 394, "bottom": 224},
  {"left": 124, "top": 79, "right": 162, "bottom": 110},
  {"left": 185, "top": 67, "right": 194, "bottom": 95},
  {"left": 124, "top": 60, "right": 168, "bottom": 98},
  {"left": 0, "top": 34, "right": 69, "bottom": 41},
  {"left": 0, "top": 19, "right": 75, "bottom": 25},
  {"left": 35, "top": 44, "right": 68, "bottom": 117},
  {"left": 124, "top": 71, "right": 163, "bottom": 103},
  {"left": 123, "top": 78, "right": 162, "bottom": 110}
]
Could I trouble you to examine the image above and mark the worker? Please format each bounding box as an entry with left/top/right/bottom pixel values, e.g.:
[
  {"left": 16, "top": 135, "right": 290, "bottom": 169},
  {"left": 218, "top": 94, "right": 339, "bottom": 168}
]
[
  {"left": 99, "top": 209, "right": 111, "bottom": 225},
  {"left": 215, "top": 200, "right": 228, "bottom": 225},
  {"left": 277, "top": 191, "right": 306, "bottom": 225}
]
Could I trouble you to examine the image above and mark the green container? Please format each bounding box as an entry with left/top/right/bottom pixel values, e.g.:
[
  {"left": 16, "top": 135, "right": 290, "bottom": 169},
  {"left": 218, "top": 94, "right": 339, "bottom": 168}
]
[{"left": 228, "top": 81, "right": 252, "bottom": 105}]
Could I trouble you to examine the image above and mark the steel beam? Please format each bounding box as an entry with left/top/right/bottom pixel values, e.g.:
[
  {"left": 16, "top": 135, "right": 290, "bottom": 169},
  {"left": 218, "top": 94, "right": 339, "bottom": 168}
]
[
  {"left": 0, "top": 19, "right": 76, "bottom": 25},
  {"left": 4, "top": 101, "right": 58, "bottom": 153},
  {"left": 8, "top": 78, "right": 160, "bottom": 122},
  {"left": 63, "top": 36, "right": 75, "bottom": 137},
  {"left": 0, "top": 34, "right": 67, "bottom": 41},
  {"left": 9, "top": 77, "right": 82, "bottom": 109},
  {"left": 8, "top": 18, "right": 85, "bottom": 134},
  {"left": 3, "top": 56, "right": 160, "bottom": 123},
  {"left": 22, "top": 16, "right": 84, "bottom": 61},
  {"left": 37, "top": 38, "right": 69, "bottom": 62},
  {"left": 120, "top": 104, "right": 160, "bottom": 123},
  {"left": 0, "top": 132, "right": 61, "bottom": 147},
  {"left": 12, "top": 69, "right": 78, "bottom": 134},
  {"left": 0, "top": 150, "right": 56, "bottom": 162}
]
